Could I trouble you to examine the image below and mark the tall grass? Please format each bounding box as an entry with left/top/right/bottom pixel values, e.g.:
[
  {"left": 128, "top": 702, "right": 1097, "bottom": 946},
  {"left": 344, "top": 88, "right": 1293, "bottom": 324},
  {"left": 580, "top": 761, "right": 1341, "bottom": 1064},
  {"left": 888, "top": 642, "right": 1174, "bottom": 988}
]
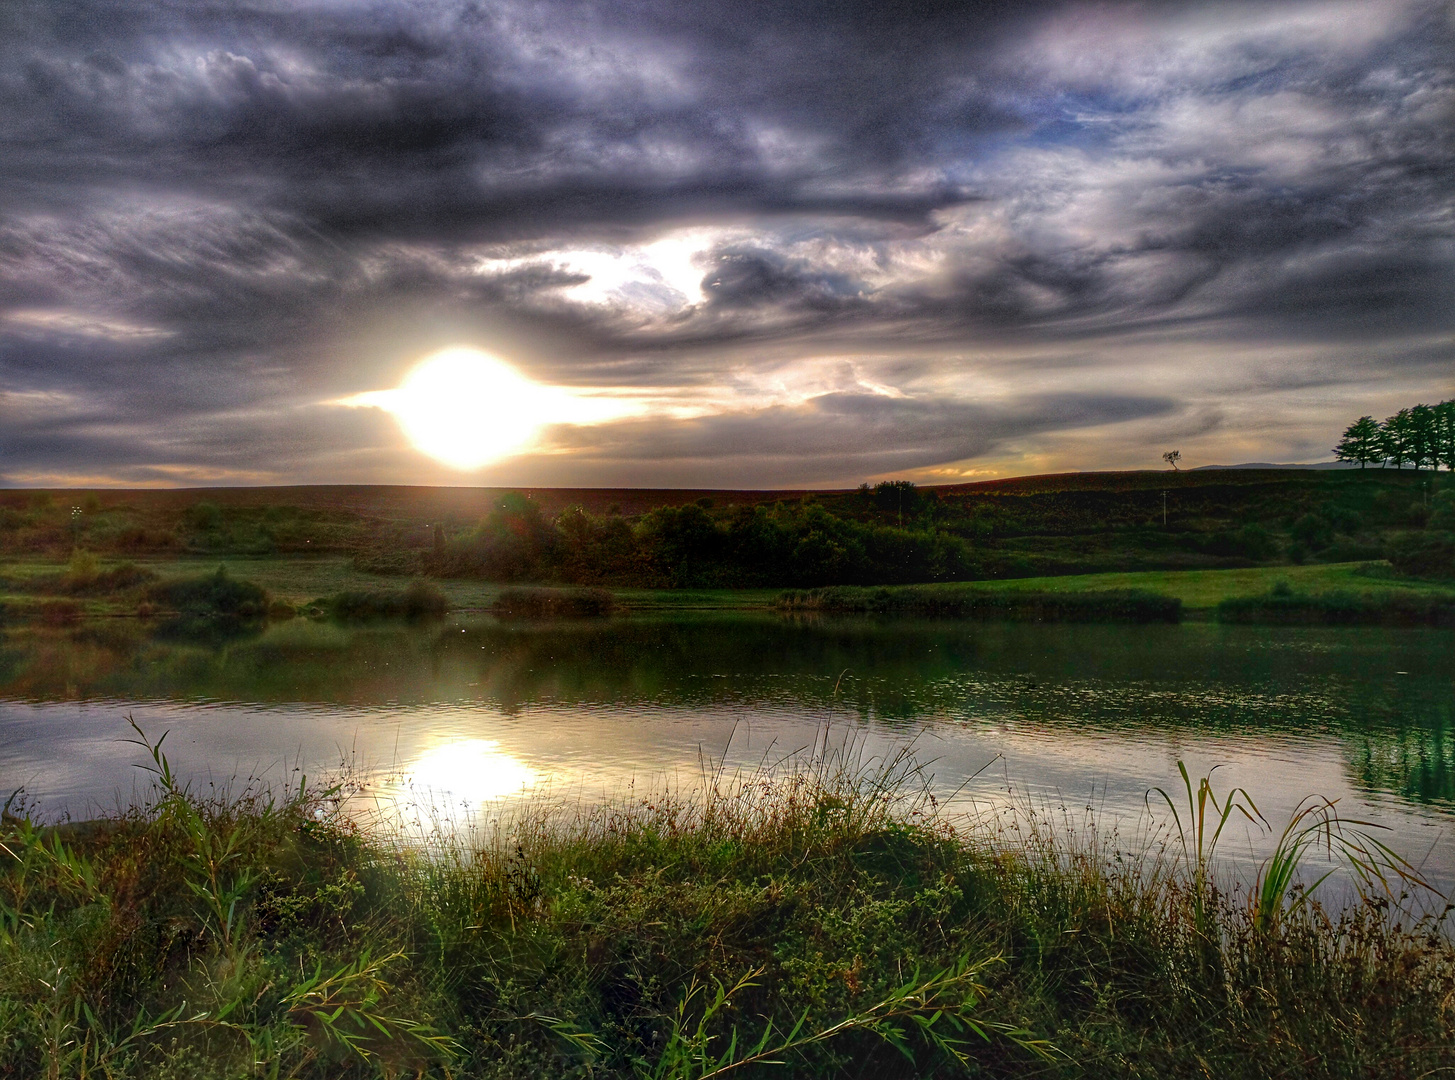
[
  {"left": 0, "top": 726, "right": 1451, "bottom": 1078},
  {"left": 1216, "top": 583, "right": 1455, "bottom": 625}
]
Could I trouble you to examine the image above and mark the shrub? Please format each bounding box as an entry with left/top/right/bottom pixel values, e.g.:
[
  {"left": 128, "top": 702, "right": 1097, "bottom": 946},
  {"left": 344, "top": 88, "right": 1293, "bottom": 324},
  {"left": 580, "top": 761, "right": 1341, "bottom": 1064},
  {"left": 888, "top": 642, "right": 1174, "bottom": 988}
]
[
  {"left": 61, "top": 556, "right": 157, "bottom": 595},
  {"left": 145, "top": 566, "right": 270, "bottom": 640},
  {"left": 1427, "top": 489, "right": 1455, "bottom": 531},
  {"left": 1290, "top": 513, "right": 1333, "bottom": 550},
  {"left": 184, "top": 502, "right": 223, "bottom": 531},
  {"left": 1385, "top": 531, "right": 1455, "bottom": 580},
  {"left": 323, "top": 580, "right": 449, "bottom": 621}
]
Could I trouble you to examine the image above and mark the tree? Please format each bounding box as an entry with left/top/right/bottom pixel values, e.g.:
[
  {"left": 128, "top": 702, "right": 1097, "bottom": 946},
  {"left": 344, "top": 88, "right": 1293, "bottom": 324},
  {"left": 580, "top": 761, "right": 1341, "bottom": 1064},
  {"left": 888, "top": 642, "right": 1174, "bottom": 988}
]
[
  {"left": 1379, "top": 410, "right": 1414, "bottom": 469},
  {"left": 872, "top": 480, "right": 920, "bottom": 525},
  {"left": 1162, "top": 450, "right": 1181, "bottom": 471},
  {"left": 1437, "top": 399, "right": 1455, "bottom": 472},
  {"left": 1409, "top": 403, "right": 1438, "bottom": 470},
  {"left": 1333, "top": 416, "right": 1381, "bottom": 468}
]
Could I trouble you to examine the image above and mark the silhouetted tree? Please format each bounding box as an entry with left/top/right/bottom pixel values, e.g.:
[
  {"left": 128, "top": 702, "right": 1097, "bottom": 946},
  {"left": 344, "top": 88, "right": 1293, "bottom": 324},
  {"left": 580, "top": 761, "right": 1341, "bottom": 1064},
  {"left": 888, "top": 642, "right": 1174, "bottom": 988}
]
[
  {"left": 1162, "top": 450, "right": 1181, "bottom": 470},
  {"left": 1409, "top": 403, "right": 1439, "bottom": 471},
  {"left": 1334, "top": 416, "right": 1382, "bottom": 468},
  {"left": 1380, "top": 410, "right": 1414, "bottom": 469},
  {"left": 872, "top": 480, "right": 920, "bottom": 524},
  {"left": 1437, "top": 399, "right": 1455, "bottom": 472}
]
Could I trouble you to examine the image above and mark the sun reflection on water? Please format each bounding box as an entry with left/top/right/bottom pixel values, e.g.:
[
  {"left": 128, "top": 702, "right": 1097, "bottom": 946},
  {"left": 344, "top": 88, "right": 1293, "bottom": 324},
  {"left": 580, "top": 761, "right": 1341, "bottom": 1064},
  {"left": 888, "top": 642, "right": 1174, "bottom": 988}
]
[{"left": 404, "top": 738, "right": 539, "bottom": 804}]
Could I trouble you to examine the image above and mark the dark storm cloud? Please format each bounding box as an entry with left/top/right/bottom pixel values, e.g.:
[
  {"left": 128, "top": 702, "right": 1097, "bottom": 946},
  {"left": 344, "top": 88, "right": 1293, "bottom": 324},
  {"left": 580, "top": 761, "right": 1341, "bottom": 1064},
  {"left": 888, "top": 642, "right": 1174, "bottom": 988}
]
[
  {"left": 539, "top": 389, "right": 1177, "bottom": 486},
  {"left": 0, "top": 0, "right": 1451, "bottom": 484}
]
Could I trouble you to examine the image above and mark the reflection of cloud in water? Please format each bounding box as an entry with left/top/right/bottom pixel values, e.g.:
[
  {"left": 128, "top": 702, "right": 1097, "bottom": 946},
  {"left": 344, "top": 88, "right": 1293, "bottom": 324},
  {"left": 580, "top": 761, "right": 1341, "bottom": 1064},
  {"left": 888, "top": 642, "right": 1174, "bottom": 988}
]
[{"left": 404, "top": 739, "right": 539, "bottom": 804}]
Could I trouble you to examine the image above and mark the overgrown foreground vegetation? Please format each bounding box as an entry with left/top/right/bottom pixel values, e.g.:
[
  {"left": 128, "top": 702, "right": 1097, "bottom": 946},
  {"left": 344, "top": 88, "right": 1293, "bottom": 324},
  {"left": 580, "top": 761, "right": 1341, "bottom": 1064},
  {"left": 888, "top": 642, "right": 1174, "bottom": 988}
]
[{"left": 2, "top": 733, "right": 1452, "bottom": 1079}]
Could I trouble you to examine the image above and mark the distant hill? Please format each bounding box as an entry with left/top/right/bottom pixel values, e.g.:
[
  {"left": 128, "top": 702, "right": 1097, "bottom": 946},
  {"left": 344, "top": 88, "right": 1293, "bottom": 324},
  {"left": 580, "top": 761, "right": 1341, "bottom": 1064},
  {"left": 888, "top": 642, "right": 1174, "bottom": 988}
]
[{"left": 1193, "top": 461, "right": 1359, "bottom": 471}]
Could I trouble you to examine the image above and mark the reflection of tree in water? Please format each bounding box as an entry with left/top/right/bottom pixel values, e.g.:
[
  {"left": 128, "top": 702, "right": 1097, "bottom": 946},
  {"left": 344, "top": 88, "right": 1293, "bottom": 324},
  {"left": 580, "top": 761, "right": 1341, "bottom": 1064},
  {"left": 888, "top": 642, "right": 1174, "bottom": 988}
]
[
  {"left": 2, "top": 614, "right": 1452, "bottom": 814},
  {"left": 1347, "top": 709, "right": 1455, "bottom": 808}
]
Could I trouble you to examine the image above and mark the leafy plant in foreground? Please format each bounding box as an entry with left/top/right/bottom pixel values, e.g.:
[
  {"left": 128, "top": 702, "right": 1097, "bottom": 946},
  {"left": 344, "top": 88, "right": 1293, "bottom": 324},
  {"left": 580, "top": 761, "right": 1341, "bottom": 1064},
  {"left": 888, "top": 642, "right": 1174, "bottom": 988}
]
[
  {"left": 540, "top": 956, "right": 1052, "bottom": 1080},
  {"left": 1251, "top": 794, "right": 1435, "bottom": 934}
]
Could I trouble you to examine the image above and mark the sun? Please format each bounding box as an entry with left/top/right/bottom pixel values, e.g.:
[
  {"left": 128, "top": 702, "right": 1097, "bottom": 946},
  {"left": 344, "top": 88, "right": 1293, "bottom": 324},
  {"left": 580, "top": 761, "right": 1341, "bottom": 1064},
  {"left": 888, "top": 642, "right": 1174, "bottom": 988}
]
[
  {"left": 334, "top": 345, "right": 647, "bottom": 470},
  {"left": 382, "top": 347, "right": 553, "bottom": 470}
]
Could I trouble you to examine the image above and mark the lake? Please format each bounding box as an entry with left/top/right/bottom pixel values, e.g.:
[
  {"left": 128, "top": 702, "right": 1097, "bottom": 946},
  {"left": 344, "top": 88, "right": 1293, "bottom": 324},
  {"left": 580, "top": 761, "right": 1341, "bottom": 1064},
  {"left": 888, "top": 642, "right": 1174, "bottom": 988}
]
[{"left": 2, "top": 613, "right": 1451, "bottom": 892}]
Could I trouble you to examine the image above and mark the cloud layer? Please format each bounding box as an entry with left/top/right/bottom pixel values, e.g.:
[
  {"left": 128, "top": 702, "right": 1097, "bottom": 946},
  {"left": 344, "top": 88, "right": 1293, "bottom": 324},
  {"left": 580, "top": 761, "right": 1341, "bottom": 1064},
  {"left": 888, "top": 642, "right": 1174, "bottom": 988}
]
[{"left": 2, "top": 0, "right": 1451, "bottom": 486}]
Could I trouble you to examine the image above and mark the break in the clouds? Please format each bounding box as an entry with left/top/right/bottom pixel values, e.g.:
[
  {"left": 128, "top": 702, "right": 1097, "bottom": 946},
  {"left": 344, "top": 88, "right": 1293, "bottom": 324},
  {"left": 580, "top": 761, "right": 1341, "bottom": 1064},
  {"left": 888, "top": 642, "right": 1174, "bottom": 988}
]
[{"left": 1, "top": 0, "right": 1451, "bottom": 487}]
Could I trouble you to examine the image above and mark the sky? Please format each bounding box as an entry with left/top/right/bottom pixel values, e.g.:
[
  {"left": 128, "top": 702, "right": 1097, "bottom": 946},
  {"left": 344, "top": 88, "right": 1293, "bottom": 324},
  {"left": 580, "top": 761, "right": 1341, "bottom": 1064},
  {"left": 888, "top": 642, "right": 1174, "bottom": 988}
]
[{"left": 1, "top": 0, "right": 1451, "bottom": 489}]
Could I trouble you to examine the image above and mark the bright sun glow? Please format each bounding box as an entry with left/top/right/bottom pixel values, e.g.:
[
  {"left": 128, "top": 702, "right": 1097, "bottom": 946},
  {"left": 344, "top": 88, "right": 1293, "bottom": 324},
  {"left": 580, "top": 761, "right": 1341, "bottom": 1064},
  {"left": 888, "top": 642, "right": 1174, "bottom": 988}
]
[
  {"left": 406, "top": 739, "right": 539, "bottom": 803},
  {"left": 336, "top": 346, "right": 643, "bottom": 470},
  {"left": 391, "top": 348, "right": 551, "bottom": 469}
]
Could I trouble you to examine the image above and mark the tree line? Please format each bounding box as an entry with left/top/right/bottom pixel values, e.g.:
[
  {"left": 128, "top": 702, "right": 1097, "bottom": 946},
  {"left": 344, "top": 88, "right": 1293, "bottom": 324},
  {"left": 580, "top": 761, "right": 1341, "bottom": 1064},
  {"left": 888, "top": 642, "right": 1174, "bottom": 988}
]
[
  {"left": 1333, "top": 400, "right": 1455, "bottom": 470},
  {"left": 425, "top": 487, "right": 978, "bottom": 588}
]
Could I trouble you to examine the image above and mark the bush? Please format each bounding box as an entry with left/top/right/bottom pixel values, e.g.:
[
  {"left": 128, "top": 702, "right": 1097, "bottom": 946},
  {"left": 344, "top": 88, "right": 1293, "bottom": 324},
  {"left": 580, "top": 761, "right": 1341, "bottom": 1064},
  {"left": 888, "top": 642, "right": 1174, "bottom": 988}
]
[
  {"left": 184, "top": 501, "right": 223, "bottom": 531},
  {"left": 1385, "top": 531, "right": 1455, "bottom": 580},
  {"left": 1196, "top": 523, "right": 1277, "bottom": 561},
  {"left": 1290, "top": 513, "right": 1333, "bottom": 550},
  {"left": 145, "top": 566, "right": 270, "bottom": 640},
  {"left": 1431, "top": 490, "right": 1455, "bottom": 531},
  {"left": 322, "top": 580, "right": 449, "bottom": 621},
  {"left": 61, "top": 555, "right": 157, "bottom": 595}
]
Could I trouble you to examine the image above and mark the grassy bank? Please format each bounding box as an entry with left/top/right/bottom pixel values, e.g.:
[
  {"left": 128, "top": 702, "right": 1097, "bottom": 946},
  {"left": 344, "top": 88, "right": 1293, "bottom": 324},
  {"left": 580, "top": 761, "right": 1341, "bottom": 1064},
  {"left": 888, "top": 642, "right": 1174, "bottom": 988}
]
[
  {"left": 1, "top": 732, "right": 1450, "bottom": 1079},
  {"left": 779, "top": 585, "right": 1182, "bottom": 622},
  {"left": 5, "top": 554, "right": 1455, "bottom": 631}
]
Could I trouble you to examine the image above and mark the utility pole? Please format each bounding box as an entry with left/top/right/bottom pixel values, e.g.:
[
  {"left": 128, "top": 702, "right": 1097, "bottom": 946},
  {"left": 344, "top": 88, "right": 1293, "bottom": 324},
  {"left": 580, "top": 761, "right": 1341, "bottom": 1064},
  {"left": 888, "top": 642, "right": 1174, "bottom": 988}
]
[{"left": 1162, "top": 490, "right": 1168, "bottom": 527}]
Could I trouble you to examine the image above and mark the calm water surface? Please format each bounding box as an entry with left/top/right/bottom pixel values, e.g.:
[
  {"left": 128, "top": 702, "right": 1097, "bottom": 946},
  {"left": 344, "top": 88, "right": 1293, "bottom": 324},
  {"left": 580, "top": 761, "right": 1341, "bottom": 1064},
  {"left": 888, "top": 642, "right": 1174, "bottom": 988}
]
[{"left": 2, "top": 614, "right": 1451, "bottom": 890}]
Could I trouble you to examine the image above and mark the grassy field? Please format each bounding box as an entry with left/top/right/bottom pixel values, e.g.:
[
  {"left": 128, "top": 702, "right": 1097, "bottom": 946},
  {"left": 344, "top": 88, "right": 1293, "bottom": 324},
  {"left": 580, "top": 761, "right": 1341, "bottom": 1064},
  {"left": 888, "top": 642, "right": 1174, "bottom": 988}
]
[
  {"left": 0, "top": 734, "right": 1449, "bottom": 1080},
  {"left": 962, "top": 561, "right": 1455, "bottom": 612}
]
